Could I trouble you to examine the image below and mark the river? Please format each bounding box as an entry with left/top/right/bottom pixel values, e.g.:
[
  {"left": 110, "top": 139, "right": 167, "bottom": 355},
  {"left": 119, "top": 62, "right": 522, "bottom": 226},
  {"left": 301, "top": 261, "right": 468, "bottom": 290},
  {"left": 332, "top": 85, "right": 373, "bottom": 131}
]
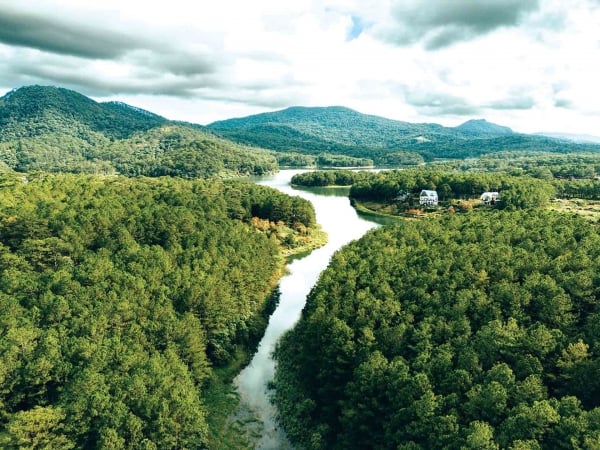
[{"left": 233, "top": 170, "right": 381, "bottom": 449}]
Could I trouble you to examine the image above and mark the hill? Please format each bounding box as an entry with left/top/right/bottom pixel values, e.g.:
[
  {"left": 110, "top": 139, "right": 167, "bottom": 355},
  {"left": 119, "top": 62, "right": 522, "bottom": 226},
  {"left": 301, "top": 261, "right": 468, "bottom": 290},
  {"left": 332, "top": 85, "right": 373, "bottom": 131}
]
[
  {"left": 0, "top": 85, "right": 168, "bottom": 139},
  {"left": 0, "top": 172, "right": 319, "bottom": 448},
  {"left": 208, "top": 106, "right": 600, "bottom": 162},
  {"left": 455, "top": 118, "right": 513, "bottom": 137},
  {"left": 0, "top": 85, "right": 277, "bottom": 176}
]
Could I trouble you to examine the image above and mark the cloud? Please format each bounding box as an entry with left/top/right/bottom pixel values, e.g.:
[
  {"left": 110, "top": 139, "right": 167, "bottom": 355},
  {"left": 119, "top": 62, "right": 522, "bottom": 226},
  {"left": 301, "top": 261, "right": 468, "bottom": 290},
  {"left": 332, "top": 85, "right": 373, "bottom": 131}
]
[
  {"left": 201, "top": 89, "right": 305, "bottom": 109},
  {"left": 554, "top": 98, "right": 573, "bottom": 108},
  {"left": 399, "top": 84, "right": 481, "bottom": 116},
  {"left": 130, "top": 51, "right": 221, "bottom": 77},
  {"left": 490, "top": 98, "right": 535, "bottom": 110},
  {"left": 0, "top": 8, "right": 145, "bottom": 59},
  {"left": 0, "top": 0, "right": 599, "bottom": 136},
  {"left": 0, "top": 2, "right": 232, "bottom": 100},
  {"left": 0, "top": 47, "right": 222, "bottom": 97},
  {"left": 488, "top": 94, "right": 536, "bottom": 110},
  {"left": 380, "top": 0, "right": 540, "bottom": 49}
]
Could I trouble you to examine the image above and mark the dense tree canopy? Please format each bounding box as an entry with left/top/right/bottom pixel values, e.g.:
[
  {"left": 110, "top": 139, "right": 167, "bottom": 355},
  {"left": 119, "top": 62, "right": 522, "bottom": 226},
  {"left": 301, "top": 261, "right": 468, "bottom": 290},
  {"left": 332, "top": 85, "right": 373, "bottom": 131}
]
[
  {"left": 0, "top": 86, "right": 278, "bottom": 177},
  {"left": 315, "top": 154, "right": 373, "bottom": 168},
  {"left": 0, "top": 173, "right": 316, "bottom": 448},
  {"left": 291, "top": 170, "right": 369, "bottom": 187},
  {"left": 0, "top": 125, "right": 278, "bottom": 177},
  {"left": 208, "top": 106, "right": 600, "bottom": 162},
  {"left": 455, "top": 152, "right": 600, "bottom": 180},
  {"left": 347, "top": 169, "right": 558, "bottom": 208},
  {"left": 294, "top": 169, "right": 561, "bottom": 211},
  {"left": 274, "top": 211, "right": 600, "bottom": 449}
]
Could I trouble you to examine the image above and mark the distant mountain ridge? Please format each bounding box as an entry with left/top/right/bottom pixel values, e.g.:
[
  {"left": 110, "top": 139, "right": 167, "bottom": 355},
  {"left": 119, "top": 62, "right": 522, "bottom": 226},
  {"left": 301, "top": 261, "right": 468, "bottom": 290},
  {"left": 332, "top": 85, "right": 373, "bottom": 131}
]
[
  {"left": 209, "top": 105, "right": 455, "bottom": 149},
  {"left": 0, "top": 85, "right": 277, "bottom": 176},
  {"left": 208, "top": 106, "right": 600, "bottom": 161},
  {"left": 455, "top": 118, "right": 513, "bottom": 137},
  {"left": 2, "top": 86, "right": 600, "bottom": 172},
  {"left": 535, "top": 132, "right": 600, "bottom": 144},
  {"left": 210, "top": 107, "right": 514, "bottom": 141}
]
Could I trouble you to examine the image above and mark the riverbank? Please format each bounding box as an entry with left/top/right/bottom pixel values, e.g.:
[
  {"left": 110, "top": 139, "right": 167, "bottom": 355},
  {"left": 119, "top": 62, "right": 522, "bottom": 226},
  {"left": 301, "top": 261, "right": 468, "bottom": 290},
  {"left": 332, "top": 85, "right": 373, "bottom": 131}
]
[
  {"left": 204, "top": 216, "right": 328, "bottom": 448},
  {"left": 203, "top": 287, "right": 290, "bottom": 448},
  {"left": 205, "top": 353, "right": 256, "bottom": 449},
  {"left": 226, "top": 170, "right": 379, "bottom": 449},
  {"left": 352, "top": 199, "right": 407, "bottom": 220}
]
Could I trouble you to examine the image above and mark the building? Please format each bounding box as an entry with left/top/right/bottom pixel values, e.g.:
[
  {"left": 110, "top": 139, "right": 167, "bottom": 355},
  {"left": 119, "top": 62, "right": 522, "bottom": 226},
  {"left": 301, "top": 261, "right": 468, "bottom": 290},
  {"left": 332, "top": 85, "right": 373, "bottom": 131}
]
[
  {"left": 419, "top": 190, "right": 438, "bottom": 206},
  {"left": 480, "top": 191, "right": 500, "bottom": 205}
]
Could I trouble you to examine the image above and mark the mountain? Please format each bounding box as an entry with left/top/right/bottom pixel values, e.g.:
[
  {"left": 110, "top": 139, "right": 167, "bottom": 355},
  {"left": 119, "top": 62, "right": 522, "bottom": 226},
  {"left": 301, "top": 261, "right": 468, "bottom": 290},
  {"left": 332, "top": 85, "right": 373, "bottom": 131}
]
[
  {"left": 0, "top": 85, "right": 277, "bottom": 176},
  {"left": 209, "top": 106, "right": 450, "bottom": 150},
  {"left": 209, "top": 106, "right": 600, "bottom": 162},
  {"left": 0, "top": 85, "right": 168, "bottom": 139},
  {"left": 3, "top": 86, "right": 599, "bottom": 172},
  {"left": 455, "top": 118, "right": 513, "bottom": 137}
]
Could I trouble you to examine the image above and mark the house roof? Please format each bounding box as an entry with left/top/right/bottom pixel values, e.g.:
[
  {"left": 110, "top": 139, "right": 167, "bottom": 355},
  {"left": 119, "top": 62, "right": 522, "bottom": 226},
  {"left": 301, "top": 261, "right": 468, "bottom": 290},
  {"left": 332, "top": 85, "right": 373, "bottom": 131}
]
[{"left": 480, "top": 191, "right": 499, "bottom": 198}]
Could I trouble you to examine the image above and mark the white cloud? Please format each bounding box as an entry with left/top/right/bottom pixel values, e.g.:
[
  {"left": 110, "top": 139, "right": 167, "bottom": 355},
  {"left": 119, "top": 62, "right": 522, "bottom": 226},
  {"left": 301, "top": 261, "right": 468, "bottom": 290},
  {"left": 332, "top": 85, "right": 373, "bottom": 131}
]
[{"left": 0, "top": 0, "right": 599, "bottom": 134}]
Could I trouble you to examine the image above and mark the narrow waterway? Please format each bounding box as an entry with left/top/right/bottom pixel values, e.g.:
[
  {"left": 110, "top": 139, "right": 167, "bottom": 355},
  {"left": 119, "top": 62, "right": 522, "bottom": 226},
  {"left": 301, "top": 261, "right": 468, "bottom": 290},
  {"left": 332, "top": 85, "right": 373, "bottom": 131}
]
[{"left": 233, "top": 170, "right": 380, "bottom": 449}]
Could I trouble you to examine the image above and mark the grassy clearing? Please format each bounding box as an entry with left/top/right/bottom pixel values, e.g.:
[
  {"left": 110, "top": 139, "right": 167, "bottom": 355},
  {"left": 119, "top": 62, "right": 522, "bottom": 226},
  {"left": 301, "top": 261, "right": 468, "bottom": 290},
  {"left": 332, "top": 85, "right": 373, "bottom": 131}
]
[
  {"left": 548, "top": 198, "right": 600, "bottom": 220},
  {"left": 353, "top": 200, "right": 448, "bottom": 220},
  {"left": 250, "top": 217, "right": 328, "bottom": 257},
  {"left": 356, "top": 196, "right": 600, "bottom": 222}
]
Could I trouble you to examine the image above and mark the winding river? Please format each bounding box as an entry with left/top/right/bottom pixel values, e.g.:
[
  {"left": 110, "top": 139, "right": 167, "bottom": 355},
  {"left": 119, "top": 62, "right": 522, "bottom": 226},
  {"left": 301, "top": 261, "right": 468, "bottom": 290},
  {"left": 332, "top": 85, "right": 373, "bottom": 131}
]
[{"left": 233, "top": 170, "right": 381, "bottom": 449}]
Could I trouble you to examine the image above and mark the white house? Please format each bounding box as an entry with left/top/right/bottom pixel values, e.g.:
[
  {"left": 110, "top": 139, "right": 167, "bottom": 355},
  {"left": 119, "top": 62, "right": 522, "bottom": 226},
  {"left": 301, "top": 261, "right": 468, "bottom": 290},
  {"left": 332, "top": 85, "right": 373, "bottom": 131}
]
[
  {"left": 419, "top": 190, "right": 438, "bottom": 206},
  {"left": 480, "top": 192, "right": 500, "bottom": 204}
]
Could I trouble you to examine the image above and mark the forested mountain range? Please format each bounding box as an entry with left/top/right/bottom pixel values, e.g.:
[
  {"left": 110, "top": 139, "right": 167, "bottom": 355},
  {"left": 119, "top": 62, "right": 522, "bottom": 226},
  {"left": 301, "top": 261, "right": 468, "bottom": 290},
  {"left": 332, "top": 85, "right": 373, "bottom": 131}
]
[
  {"left": 0, "top": 85, "right": 168, "bottom": 139},
  {"left": 0, "top": 85, "right": 277, "bottom": 176},
  {"left": 3, "top": 85, "right": 599, "bottom": 173},
  {"left": 208, "top": 106, "right": 600, "bottom": 162}
]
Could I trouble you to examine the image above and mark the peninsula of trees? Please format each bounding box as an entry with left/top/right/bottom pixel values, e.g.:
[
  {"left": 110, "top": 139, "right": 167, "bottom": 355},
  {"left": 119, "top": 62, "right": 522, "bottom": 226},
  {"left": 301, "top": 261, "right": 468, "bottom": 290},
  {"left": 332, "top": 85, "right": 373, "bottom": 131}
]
[{"left": 0, "top": 173, "right": 318, "bottom": 448}]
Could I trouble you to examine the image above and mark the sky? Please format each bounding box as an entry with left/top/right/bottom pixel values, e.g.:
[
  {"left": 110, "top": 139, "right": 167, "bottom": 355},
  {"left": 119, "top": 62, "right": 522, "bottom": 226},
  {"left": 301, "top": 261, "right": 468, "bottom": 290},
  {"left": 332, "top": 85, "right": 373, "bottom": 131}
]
[{"left": 0, "top": 0, "right": 599, "bottom": 135}]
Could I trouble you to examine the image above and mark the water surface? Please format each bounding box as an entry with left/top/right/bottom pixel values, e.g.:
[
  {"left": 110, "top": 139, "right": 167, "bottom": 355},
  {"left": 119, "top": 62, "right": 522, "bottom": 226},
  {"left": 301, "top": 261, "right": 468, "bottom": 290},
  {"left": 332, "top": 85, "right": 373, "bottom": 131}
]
[{"left": 234, "top": 170, "right": 379, "bottom": 448}]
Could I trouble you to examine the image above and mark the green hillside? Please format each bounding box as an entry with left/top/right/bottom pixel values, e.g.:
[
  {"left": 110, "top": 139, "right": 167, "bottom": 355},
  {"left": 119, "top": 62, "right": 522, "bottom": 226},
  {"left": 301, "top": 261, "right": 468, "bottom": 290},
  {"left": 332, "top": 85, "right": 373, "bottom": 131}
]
[
  {"left": 209, "top": 106, "right": 445, "bottom": 148},
  {"left": 0, "top": 172, "right": 319, "bottom": 448},
  {"left": 0, "top": 85, "right": 168, "bottom": 139},
  {"left": 455, "top": 118, "right": 513, "bottom": 137},
  {"left": 274, "top": 210, "right": 600, "bottom": 449},
  {"left": 0, "top": 86, "right": 277, "bottom": 177},
  {"left": 208, "top": 106, "right": 600, "bottom": 162}
]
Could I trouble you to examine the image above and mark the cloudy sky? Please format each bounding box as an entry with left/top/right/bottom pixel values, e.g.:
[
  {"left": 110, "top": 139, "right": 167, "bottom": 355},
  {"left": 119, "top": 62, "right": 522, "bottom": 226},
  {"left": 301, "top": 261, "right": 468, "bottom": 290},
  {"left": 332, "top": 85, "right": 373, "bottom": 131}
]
[{"left": 1, "top": 0, "right": 599, "bottom": 134}]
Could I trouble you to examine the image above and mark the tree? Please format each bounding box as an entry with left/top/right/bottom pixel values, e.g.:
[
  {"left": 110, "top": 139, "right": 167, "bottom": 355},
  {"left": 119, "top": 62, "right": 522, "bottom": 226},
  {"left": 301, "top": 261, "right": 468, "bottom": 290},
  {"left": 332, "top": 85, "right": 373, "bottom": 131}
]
[{"left": 0, "top": 406, "right": 75, "bottom": 449}]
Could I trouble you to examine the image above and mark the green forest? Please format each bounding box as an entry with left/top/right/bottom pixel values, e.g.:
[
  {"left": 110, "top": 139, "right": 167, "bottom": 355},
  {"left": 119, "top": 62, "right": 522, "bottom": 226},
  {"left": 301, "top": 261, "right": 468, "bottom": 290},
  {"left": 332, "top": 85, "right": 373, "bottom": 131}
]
[
  {"left": 0, "top": 172, "right": 317, "bottom": 448},
  {"left": 292, "top": 166, "right": 600, "bottom": 216},
  {"left": 275, "top": 152, "right": 374, "bottom": 169},
  {"left": 274, "top": 210, "right": 600, "bottom": 449},
  {"left": 208, "top": 106, "right": 600, "bottom": 163},
  {"left": 4, "top": 84, "right": 600, "bottom": 449},
  {"left": 0, "top": 86, "right": 278, "bottom": 177},
  {"left": 0, "top": 124, "right": 278, "bottom": 178}
]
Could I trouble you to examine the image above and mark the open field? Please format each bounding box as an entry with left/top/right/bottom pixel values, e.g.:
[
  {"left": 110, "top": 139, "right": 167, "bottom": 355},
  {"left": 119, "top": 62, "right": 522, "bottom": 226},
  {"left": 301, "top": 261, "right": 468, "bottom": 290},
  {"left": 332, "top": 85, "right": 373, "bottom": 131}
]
[{"left": 548, "top": 198, "right": 600, "bottom": 220}]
